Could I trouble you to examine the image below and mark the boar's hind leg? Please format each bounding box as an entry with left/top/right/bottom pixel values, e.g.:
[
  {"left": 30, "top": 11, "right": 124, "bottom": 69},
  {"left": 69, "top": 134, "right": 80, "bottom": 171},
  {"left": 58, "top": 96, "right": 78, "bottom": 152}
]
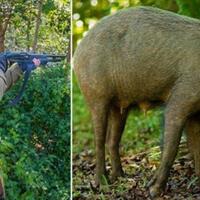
[
  {"left": 106, "top": 106, "right": 128, "bottom": 182},
  {"left": 185, "top": 114, "right": 200, "bottom": 176},
  {"left": 0, "top": 176, "right": 4, "bottom": 200},
  {"left": 149, "top": 95, "right": 192, "bottom": 197},
  {"left": 90, "top": 99, "right": 110, "bottom": 185}
]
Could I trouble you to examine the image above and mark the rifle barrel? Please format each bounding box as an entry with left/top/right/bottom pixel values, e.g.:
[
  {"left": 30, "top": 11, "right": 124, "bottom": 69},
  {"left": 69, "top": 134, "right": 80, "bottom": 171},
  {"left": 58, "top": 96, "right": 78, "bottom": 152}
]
[{"left": 5, "top": 52, "right": 66, "bottom": 63}]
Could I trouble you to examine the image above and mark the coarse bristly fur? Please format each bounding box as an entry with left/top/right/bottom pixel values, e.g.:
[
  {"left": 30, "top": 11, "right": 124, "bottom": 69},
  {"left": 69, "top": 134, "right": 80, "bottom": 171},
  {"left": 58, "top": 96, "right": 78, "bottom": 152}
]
[{"left": 73, "top": 6, "right": 200, "bottom": 198}]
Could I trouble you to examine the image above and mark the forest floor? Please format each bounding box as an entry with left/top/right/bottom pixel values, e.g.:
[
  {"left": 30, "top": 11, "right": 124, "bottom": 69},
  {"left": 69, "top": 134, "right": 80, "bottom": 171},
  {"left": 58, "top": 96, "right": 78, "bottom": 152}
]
[{"left": 73, "top": 142, "right": 200, "bottom": 200}]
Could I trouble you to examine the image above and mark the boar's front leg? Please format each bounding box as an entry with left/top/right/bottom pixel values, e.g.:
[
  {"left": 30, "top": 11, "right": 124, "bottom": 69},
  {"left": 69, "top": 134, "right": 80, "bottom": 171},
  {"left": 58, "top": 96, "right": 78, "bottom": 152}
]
[
  {"left": 90, "top": 99, "right": 110, "bottom": 185},
  {"left": 149, "top": 92, "right": 193, "bottom": 198},
  {"left": 106, "top": 106, "right": 128, "bottom": 182}
]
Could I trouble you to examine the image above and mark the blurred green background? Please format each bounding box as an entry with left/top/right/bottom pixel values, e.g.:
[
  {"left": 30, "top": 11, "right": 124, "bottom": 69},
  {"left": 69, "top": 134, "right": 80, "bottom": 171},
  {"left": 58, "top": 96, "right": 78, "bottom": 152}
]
[
  {"left": 73, "top": 1, "right": 200, "bottom": 198},
  {"left": 1, "top": 0, "right": 70, "bottom": 54},
  {"left": 0, "top": 0, "right": 70, "bottom": 199},
  {"left": 73, "top": 0, "right": 200, "bottom": 49}
]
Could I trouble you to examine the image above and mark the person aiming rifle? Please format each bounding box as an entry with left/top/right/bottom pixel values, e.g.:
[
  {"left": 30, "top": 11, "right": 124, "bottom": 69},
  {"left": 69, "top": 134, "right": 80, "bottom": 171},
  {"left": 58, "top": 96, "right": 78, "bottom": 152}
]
[
  {"left": 0, "top": 54, "right": 41, "bottom": 100},
  {"left": 0, "top": 52, "right": 65, "bottom": 105},
  {"left": 0, "top": 54, "right": 40, "bottom": 200},
  {"left": 0, "top": 52, "right": 65, "bottom": 200}
]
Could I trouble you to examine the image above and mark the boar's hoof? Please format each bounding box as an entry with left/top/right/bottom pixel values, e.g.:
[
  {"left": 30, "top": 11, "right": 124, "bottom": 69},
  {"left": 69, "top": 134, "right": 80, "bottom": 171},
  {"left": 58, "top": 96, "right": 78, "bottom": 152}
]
[
  {"left": 110, "top": 169, "right": 125, "bottom": 182},
  {"left": 0, "top": 188, "right": 4, "bottom": 200},
  {"left": 0, "top": 194, "right": 5, "bottom": 200},
  {"left": 149, "top": 185, "right": 163, "bottom": 199},
  {"left": 147, "top": 173, "right": 158, "bottom": 188},
  {"left": 95, "top": 174, "right": 109, "bottom": 186}
]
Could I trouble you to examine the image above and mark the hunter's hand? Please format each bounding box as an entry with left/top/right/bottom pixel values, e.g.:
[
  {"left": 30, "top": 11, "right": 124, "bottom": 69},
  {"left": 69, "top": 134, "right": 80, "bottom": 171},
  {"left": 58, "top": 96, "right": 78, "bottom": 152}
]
[
  {"left": 32, "top": 58, "right": 41, "bottom": 67},
  {"left": 0, "top": 54, "right": 8, "bottom": 73}
]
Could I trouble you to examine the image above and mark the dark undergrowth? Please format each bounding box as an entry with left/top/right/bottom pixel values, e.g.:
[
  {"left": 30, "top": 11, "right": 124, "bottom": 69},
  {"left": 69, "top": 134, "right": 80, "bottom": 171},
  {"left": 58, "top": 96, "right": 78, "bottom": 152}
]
[{"left": 0, "top": 64, "right": 71, "bottom": 200}]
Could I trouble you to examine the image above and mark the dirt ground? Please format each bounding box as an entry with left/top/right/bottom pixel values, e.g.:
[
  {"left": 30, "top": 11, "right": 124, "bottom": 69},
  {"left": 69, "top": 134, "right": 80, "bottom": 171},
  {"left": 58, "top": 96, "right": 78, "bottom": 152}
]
[{"left": 73, "top": 144, "right": 200, "bottom": 200}]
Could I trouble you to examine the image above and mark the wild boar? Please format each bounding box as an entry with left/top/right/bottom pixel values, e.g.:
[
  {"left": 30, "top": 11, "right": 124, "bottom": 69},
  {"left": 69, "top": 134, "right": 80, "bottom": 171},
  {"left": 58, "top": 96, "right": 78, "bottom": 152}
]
[{"left": 73, "top": 6, "right": 200, "bottom": 197}]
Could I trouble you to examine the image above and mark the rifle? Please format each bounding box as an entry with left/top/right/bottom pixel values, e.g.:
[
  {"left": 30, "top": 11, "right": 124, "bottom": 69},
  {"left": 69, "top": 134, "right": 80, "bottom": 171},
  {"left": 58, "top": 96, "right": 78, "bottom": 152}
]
[{"left": 2, "top": 51, "right": 66, "bottom": 105}]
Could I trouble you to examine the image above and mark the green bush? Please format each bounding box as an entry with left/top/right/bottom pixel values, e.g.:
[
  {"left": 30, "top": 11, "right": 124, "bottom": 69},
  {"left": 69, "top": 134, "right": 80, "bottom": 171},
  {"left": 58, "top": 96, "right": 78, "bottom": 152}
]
[{"left": 0, "top": 64, "right": 70, "bottom": 200}]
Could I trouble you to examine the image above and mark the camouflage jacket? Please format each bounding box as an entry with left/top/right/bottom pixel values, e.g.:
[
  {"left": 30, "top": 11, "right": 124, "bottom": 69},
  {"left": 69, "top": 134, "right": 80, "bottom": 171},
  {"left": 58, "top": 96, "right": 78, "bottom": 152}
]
[{"left": 0, "top": 63, "right": 22, "bottom": 100}]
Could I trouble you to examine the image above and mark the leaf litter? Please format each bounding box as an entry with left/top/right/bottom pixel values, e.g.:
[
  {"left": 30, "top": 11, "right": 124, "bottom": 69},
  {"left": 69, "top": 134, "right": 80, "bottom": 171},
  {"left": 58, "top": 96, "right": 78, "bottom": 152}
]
[{"left": 73, "top": 142, "right": 200, "bottom": 200}]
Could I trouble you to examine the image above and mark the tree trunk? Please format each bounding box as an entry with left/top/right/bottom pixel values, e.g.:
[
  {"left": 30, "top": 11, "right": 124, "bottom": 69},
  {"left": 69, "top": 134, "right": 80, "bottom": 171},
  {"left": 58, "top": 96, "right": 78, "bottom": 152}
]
[
  {"left": 26, "top": 20, "right": 31, "bottom": 51},
  {"left": 67, "top": 17, "right": 71, "bottom": 62},
  {"left": 0, "top": 23, "right": 7, "bottom": 52},
  {"left": 67, "top": 37, "right": 71, "bottom": 62},
  {"left": 32, "top": 0, "right": 43, "bottom": 52},
  {"left": 0, "top": 33, "right": 5, "bottom": 52},
  {"left": 0, "top": 6, "right": 12, "bottom": 52}
]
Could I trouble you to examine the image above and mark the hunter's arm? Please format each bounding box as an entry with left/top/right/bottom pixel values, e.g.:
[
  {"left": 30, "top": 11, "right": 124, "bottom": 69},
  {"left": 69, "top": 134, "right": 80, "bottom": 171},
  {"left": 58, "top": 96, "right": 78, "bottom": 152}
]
[
  {"left": 5, "top": 63, "right": 23, "bottom": 90},
  {"left": 0, "top": 63, "right": 22, "bottom": 99}
]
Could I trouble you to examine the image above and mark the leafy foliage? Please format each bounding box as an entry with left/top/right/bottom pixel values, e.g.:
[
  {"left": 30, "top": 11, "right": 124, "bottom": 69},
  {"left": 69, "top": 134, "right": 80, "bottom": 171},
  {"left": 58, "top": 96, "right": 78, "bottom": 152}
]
[
  {"left": 176, "top": 0, "right": 200, "bottom": 18},
  {"left": 0, "top": 64, "right": 70, "bottom": 200},
  {"left": 1, "top": 0, "right": 70, "bottom": 53}
]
